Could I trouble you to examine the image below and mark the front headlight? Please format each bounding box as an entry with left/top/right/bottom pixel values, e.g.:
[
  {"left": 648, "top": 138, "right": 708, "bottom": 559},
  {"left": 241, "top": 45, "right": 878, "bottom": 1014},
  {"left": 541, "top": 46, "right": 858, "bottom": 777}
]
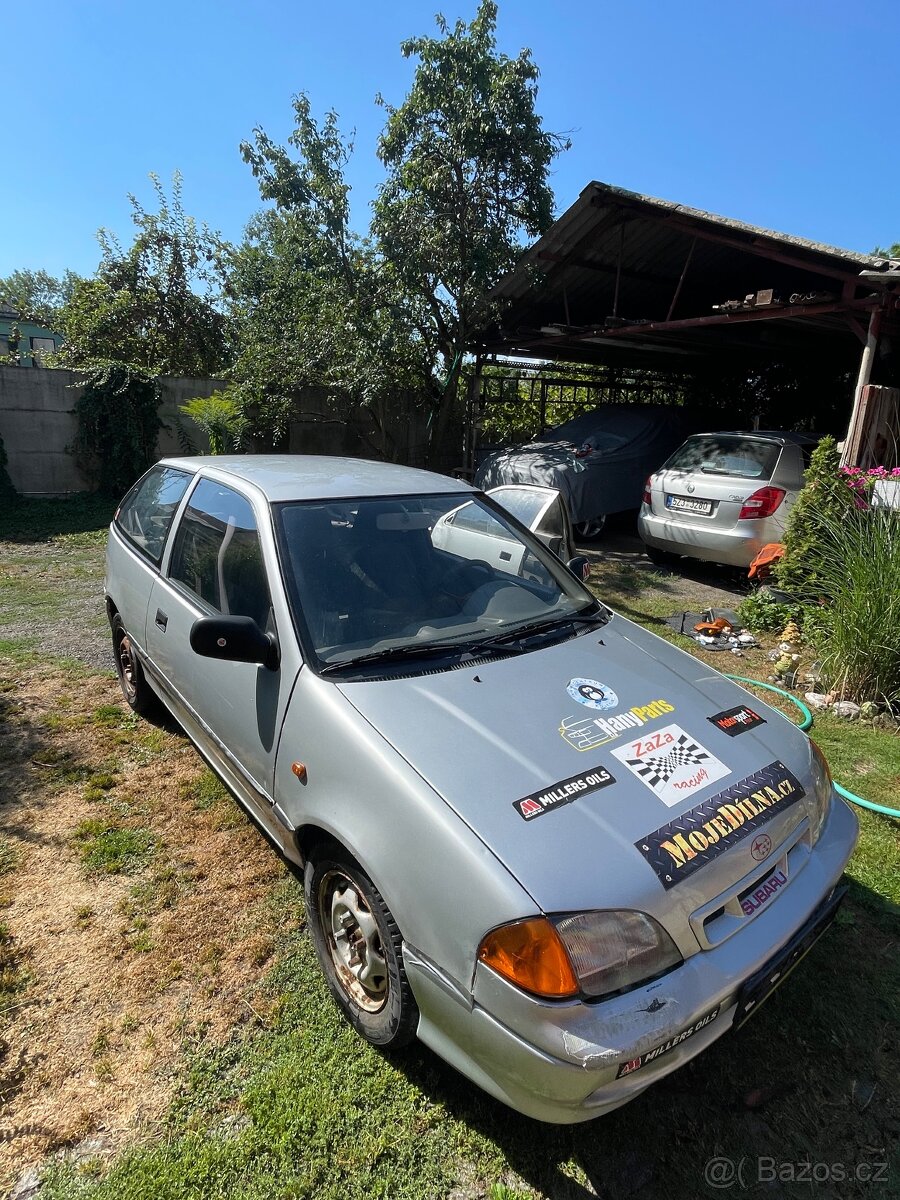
[
  {"left": 552, "top": 910, "right": 682, "bottom": 999},
  {"left": 807, "top": 738, "right": 833, "bottom": 842},
  {"left": 478, "top": 910, "right": 682, "bottom": 1001}
]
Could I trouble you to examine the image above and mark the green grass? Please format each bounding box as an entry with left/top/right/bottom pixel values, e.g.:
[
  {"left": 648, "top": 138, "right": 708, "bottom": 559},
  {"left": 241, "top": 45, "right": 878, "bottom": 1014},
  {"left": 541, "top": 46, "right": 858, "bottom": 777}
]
[
  {"left": 73, "top": 819, "right": 157, "bottom": 876},
  {"left": 0, "top": 920, "right": 28, "bottom": 1015},
  {"left": 13, "top": 538, "right": 900, "bottom": 1200},
  {"left": 0, "top": 493, "right": 114, "bottom": 544}
]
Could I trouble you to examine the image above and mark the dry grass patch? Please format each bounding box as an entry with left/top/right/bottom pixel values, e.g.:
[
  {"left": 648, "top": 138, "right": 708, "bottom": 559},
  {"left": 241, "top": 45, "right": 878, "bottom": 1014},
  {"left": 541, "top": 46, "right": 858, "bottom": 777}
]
[{"left": 0, "top": 658, "right": 288, "bottom": 1190}]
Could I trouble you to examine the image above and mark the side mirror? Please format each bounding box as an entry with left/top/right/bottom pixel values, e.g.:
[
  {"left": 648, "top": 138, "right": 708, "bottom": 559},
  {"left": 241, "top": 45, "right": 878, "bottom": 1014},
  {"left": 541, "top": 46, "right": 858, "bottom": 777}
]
[
  {"left": 567, "top": 555, "right": 591, "bottom": 582},
  {"left": 190, "top": 615, "right": 279, "bottom": 670}
]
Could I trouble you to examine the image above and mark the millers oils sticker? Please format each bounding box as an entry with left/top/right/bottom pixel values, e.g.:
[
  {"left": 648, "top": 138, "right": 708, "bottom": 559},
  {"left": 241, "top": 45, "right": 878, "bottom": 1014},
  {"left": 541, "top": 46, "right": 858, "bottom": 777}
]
[
  {"left": 559, "top": 698, "right": 675, "bottom": 753},
  {"left": 513, "top": 765, "right": 616, "bottom": 821},
  {"left": 616, "top": 1005, "right": 720, "bottom": 1078},
  {"left": 634, "top": 760, "right": 806, "bottom": 890}
]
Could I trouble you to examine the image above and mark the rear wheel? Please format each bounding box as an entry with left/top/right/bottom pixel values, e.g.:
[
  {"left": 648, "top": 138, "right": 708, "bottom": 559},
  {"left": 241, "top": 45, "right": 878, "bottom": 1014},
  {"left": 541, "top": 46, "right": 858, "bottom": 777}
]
[
  {"left": 305, "top": 846, "right": 418, "bottom": 1048},
  {"left": 574, "top": 515, "right": 607, "bottom": 542},
  {"left": 645, "top": 545, "right": 680, "bottom": 568},
  {"left": 111, "top": 614, "right": 159, "bottom": 717}
]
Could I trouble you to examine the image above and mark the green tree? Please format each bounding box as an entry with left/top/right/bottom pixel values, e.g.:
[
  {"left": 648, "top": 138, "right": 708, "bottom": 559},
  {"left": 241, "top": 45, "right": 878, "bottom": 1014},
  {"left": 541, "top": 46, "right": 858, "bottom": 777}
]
[
  {"left": 373, "top": 0, "right": 569, "bottom": 455},
  {"left": 0, "top": 267, "right": 81, "bottom": 329},
  {"left": 61, "top": 172, "right": 233, "bottom": 378},
  {"left": 871, "top": 242, "right": 900, "bottom": 258},
  {"left": 233, "top": 96, "right": 432, "bottom": 453}
]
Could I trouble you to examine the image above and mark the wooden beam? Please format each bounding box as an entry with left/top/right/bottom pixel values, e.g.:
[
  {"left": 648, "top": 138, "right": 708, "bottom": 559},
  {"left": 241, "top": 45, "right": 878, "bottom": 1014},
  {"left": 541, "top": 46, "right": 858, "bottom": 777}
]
[
  {"left": 569, "top": 298, "right": 875, "bottom": 341},
  {"left": 656, "top": 215, "right": 859, "bottom": 282}
]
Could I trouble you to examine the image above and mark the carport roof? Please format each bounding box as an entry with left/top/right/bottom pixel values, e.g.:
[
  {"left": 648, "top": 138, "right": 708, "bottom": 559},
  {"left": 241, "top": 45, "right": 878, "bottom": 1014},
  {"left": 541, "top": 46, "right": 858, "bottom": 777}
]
[{"left": 474, "top": 182, "right": 900, "bottom": 371}]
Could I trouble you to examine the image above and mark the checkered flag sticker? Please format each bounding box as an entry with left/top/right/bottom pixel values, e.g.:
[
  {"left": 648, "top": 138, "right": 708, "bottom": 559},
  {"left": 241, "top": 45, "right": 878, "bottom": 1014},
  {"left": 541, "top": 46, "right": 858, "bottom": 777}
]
[
  {"left": 611, "top": 722, "right": 731, "bottom": 806},
  {"left": 626, "top": 734, "right": 710, "bottom": 790}
]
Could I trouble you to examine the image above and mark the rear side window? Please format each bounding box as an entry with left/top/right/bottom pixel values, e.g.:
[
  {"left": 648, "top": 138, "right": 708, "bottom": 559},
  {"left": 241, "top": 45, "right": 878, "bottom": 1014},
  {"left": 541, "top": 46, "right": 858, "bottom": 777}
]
[
  {"left": 662, "top": 436, "right": 781, "bottom": 480},
  {"left": 115, "top": 466, "right": 191, "bottom": 564},
  {"left": 169, "top": 479, "right": 271, "bottom": 628}
]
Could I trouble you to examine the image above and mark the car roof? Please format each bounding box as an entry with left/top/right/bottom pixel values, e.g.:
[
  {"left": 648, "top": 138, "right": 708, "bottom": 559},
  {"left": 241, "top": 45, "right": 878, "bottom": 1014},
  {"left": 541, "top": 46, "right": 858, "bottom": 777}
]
[{"left": 159, "top": 455, "right": 476, "bottom": 503}]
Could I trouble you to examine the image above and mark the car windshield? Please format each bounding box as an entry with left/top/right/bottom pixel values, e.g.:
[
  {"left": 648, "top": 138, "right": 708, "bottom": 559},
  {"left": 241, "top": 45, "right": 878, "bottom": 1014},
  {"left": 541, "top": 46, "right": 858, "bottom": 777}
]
[
  {"left": 274, "top": 492, "right": 599, "bottom": 671},
  {"left": 662, "top": 435, "right": 781, "bottom": 480}
]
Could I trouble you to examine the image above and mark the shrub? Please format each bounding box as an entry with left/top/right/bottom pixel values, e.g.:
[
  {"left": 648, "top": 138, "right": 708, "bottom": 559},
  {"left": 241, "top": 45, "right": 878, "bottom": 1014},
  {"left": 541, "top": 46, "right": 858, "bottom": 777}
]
[
  {"left": 737, "top": 590, "right": 795, "bottom": 633},
  {"left": 774, "top": 436, "right": 854, "bottom": 598},
  {"left": 796, "top": 503, "right": 900, "bottom": 704},
  {"left": 180, "top": 390, "right": 246, "bottom": 455}
]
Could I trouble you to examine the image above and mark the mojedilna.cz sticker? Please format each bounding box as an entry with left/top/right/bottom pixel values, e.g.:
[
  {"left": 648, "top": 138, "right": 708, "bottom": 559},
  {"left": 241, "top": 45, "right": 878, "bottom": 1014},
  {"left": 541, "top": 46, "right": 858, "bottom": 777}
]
[{"left": 634, "top": 760, "right": 806, "bottom": 890}]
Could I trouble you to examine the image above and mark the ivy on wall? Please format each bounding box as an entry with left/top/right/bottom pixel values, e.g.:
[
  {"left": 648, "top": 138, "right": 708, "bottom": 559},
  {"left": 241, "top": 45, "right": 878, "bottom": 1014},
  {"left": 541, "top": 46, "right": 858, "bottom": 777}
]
[{"left": 73, "top": 362, "right": 162, "bottom": 496}]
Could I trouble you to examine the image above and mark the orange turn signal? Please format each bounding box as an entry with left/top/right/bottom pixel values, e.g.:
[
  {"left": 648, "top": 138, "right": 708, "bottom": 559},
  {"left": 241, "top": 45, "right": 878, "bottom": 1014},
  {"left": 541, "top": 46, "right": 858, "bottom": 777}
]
[{"left": 478, "top": 917, "right": 579, "bottom": 999}]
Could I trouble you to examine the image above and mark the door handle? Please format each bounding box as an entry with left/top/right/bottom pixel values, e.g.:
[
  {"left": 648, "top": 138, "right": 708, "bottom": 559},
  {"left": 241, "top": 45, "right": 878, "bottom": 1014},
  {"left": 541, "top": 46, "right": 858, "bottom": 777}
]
[{"left": 155, "top": 609, "right": 168, "bottom": 631}]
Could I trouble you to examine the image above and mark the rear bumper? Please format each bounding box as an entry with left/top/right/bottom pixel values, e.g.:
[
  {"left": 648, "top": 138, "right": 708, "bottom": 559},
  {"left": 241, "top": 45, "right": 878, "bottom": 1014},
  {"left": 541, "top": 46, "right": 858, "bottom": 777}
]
[
  {"left": 638, "top": 506, "right": 780, "bottom": 568},
  {"left": 406, "top": 794, "right": 858, "bottom": 1123}
]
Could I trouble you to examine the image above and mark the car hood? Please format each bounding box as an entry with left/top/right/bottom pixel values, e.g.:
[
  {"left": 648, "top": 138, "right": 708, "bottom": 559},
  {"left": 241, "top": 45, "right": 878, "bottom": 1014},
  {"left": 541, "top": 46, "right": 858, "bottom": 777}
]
[{"left": 337, "top": 615, "right": 814, "bottom": 924}]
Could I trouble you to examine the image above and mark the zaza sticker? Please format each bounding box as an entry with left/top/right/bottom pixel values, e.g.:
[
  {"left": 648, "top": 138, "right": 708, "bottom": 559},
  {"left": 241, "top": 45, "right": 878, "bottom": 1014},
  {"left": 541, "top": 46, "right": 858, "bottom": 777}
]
[
  {"left": 513, "top": 765, "right": 616, "bottom": 821},
  {"left": 566, "top": 678, "right": 618, "bottom": 711},
  {"left": 610, "top": 723, "right": 729, "bottom": 807}
]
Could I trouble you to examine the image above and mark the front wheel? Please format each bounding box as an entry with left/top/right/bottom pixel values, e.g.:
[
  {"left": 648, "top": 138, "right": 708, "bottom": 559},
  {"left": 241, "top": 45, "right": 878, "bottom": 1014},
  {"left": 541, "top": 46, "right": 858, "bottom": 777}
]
[
  {"left": 111, "top": 614, "right": 159, "bottom": 717},
  {"left": 305, "top": 846, "right": 418, "bottom": 1048},
  {"left": 573, "top": 515, "right": 607, "bottom": 542}
]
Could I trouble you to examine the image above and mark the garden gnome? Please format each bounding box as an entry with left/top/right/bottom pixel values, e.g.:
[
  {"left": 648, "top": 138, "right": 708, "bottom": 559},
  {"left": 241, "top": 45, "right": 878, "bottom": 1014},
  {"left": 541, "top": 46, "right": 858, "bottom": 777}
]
[{"left": 769, "top": 619, "right": 801, "bottom": 686}]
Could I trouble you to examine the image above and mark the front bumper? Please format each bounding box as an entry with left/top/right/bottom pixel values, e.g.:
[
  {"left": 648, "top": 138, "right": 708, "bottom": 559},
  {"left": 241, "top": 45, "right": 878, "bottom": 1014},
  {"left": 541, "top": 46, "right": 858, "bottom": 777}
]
[
  {"left": 406, "top": 793, "right": 858, "bottom": 1123},
  {"left": 638, "top": 507, "right": 781, "bottom": 569}
]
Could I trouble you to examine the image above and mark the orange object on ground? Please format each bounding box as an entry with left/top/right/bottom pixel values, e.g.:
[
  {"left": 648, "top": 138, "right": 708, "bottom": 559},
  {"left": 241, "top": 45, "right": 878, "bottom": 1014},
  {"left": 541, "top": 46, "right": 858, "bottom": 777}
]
[
  {"left": 694, "top": 617, "right": 732, "bottom": 635},
  {"left": 748, "top": 543, "right": 785, "bottom": 581}
]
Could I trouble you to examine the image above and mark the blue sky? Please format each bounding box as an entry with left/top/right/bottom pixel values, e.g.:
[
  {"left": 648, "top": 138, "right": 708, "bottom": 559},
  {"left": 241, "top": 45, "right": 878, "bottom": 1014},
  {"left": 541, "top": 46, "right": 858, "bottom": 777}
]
[{"left": 4, "top": 0, "right": 898, "bottom": 279}]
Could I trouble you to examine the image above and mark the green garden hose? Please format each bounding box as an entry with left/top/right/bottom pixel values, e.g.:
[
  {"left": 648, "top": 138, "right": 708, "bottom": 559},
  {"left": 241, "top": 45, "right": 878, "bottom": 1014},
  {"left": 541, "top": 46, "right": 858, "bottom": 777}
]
[{"left": 724, "top": 673, "right": 900, "bottom": 820}]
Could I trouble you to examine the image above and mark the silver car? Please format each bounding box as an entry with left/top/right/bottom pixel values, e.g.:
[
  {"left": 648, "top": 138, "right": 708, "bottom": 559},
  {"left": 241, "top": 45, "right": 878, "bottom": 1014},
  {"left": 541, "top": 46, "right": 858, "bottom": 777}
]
[
  {"left": 105, "top": 455, "right": 856, "bottom": 1124},
  {"left": 638, "top": 431, "right": 818, "bottom": 569}
]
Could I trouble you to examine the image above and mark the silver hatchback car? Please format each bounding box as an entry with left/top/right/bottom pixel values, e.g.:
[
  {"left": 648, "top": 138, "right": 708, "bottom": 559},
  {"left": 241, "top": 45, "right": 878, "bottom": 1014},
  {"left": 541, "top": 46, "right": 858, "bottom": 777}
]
[
  {"left": 638, "top": 431, "right": 818, "bottom": 569},
  {"left": 105, "top": 455, "right": 856, "bottom": 1123}
]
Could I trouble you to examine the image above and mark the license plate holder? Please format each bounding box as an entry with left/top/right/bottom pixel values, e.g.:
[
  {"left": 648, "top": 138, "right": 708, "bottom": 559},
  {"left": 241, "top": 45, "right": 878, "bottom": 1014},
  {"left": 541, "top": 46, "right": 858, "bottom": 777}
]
[
  {"left": 733, "top": 885, "right": 847, "bottom": 1029},
  {"left": 666, "top": 494, "right": 714, "bottom": 516}
]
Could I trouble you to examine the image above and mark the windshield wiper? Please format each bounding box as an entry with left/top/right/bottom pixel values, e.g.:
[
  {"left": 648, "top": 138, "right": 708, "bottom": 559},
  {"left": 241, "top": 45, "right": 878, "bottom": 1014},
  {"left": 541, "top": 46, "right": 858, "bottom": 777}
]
[
  {"left": 319, "top": 606, "right": 609, "bottom": 676},
  {"left": 318, "top": 637, "right": 523, "bottom": 675},
  {"left": 468, "top": 605, "right": 610, "bottom": 650}
]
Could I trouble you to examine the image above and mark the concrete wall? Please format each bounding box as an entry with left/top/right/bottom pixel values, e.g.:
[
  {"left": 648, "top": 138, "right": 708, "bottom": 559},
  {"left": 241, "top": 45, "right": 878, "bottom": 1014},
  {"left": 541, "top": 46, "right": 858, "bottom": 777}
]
[
  {"left": 0, "top": 366, "right": 464, "bottom": 495},
  {"left": 0, "top": 368, "right": 221, "bottom": 495}
]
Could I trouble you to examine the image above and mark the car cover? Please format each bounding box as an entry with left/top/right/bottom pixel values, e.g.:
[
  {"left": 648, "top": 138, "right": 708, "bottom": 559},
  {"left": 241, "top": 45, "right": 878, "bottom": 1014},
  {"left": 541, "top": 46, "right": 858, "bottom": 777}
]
[{"left": 475, "top": 404, "right": 712, "bottom": 524}]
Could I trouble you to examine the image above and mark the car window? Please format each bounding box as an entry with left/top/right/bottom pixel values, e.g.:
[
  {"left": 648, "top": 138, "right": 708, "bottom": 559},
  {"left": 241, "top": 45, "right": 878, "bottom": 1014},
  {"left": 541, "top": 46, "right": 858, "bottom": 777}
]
[
  {"left": 662, "top": 436, "right": 781, "bottom": 480},
  {"left": 489, "top": 487, "right": 549, "bottom": 530},
  {"left": 169, "top": 479, "right": 271, "bottom": 628},
  {"left": 274, "top": 493, "right": 596, "bottom": 670},
  {"left": 115, "top": 466, "right": 192, "bottom": 564}
]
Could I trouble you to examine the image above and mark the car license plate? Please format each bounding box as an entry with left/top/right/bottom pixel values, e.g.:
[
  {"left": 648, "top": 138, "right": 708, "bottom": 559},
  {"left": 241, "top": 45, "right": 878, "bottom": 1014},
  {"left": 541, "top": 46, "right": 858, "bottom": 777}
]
[
  {"left": 733, "top": 886, "right": 847, "bottom": 1029},
  {"left": 666, "top": 494, "right": 714, "bottom": 515}
]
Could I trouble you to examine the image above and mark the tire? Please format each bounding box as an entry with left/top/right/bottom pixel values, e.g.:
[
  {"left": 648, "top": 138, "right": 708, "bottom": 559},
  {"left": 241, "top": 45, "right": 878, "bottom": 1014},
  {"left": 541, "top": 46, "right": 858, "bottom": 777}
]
[
  {"left": 305, "top": 846, "right": 418, "bottom": 1048},
  {"left": 573, "top": 516, "right": 607, "bottom": 542},
  {"left": 645, "top": 545, "right": 680, "bottom": 568},
  {"left": 111, "top": 613, "right": 160, "bottom": 717}
]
